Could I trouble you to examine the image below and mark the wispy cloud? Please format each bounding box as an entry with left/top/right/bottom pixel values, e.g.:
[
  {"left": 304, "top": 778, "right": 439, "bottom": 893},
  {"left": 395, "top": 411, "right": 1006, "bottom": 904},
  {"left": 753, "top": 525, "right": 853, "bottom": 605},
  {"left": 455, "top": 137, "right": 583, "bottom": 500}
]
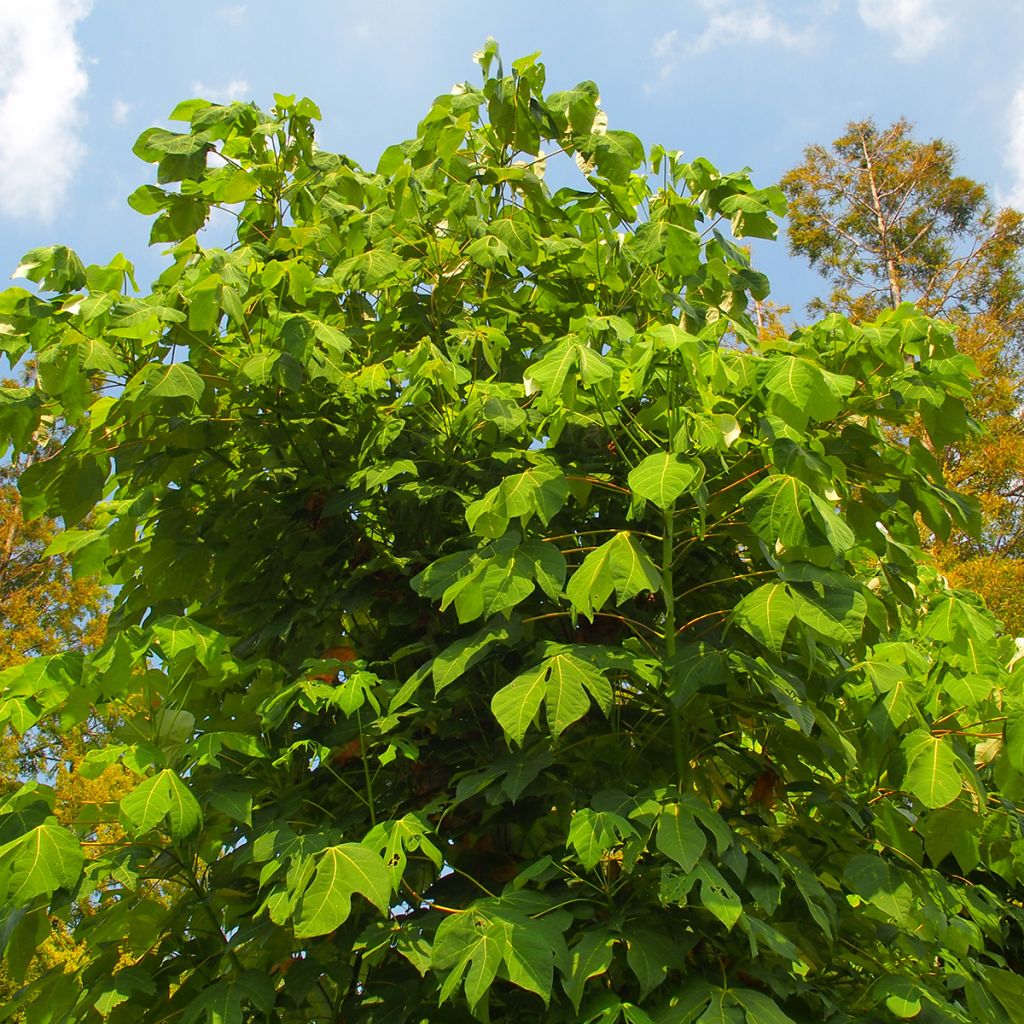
[
  {"left": 1005, "top": 85, "right": 1024, "bottom": 209},
  {"left": 650, "top": 3, "right": 816, "bottom": 85},
  {"left": 856, "top": 0, "right": 949, "bottom": 60},
  {"left": 217, "top": 4, "right": 247, "bottom": 25},
  {"left": 112, "top": 98, "right": 131, "bottom": 124},
  {"left": 0, "top": 0, "right": 92, "bottom": 222},
  {"left": 191, "top": 78, "right": 250, "bottom": 104},
  {"left": 690, "top": 5, "right": 817, "bottom": 56}
]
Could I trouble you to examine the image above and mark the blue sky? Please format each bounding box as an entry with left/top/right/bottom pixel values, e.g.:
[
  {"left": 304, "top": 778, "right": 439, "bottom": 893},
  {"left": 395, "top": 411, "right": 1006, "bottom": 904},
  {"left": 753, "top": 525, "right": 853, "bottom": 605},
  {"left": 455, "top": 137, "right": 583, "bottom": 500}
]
[{"left": 1, "top": 0, "right": 1022, "bottom": 317}]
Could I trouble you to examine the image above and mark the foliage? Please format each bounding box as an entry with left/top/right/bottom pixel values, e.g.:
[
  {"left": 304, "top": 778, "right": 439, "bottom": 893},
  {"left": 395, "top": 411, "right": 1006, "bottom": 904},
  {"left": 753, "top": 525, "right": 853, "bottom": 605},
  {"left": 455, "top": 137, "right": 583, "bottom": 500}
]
[
  {"left": 781, "top": 118, "right": 1024, "bottom": 629},
  {"left": 0, "top": 411, "right": 121, "bottom": 1016},
  {"left": 1, "top": 43, "right": 1024, "bottom": 1023}
]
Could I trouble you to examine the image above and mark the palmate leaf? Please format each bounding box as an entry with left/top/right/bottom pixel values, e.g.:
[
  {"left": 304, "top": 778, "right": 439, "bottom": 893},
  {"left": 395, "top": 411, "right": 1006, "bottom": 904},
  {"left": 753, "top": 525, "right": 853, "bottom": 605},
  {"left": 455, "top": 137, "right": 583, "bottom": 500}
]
[
  {"left": 0, "top": 822, "right": 84, "bottom": 904},
  {"left": 120, "top": 769, "right": 202, "bottom": 839},
  {"left": 125, "top": 361, "right": 205, "bottom": 405},
  {"left": 434, "top": 914, "right": 507, "bottom": 1010},
  {"left": 180, "top": 971, "right": 274, "bottom": 1024},
  {"left": 762, "top": 356, "right": 854, "bottom": 423},
  {"left": 569, "top": 808, "right": 635, "bottom": 870},
  {"left": 566, "top": 531, "right": 661, "bottom": 620},
  {"left": 364, "top": 814, "right": 444, "bottom": 888},
  {"left": 293, "top": 844, "right": 391, "bottom": 938},
  {"left": 466, "top": 463, "right": 569, "bottom": 537},
  {"left": 433, "top": 903, "right": 564, "bottom": 1009},
  {"left": 628, "top": 452, "right": 704, "bottom": 510},
  {"left": 491, "top": 651, "right": 612, "bottom": 744}
]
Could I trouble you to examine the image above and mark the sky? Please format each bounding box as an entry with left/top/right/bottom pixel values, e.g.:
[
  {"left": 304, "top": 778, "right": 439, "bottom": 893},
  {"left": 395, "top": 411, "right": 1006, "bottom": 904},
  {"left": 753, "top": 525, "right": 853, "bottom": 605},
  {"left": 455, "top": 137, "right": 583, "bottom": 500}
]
[{"left": 1, "top": 0, "right": 1023, "bottom": 317}]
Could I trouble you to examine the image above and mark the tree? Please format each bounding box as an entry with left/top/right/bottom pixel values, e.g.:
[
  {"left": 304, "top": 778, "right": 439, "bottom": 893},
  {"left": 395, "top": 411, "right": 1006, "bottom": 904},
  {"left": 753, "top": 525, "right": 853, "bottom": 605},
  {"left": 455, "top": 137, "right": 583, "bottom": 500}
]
[
  {"left": 781, "top": 118, "right": 1024, "bottom": 630},
  {"left": 1, "top": 43, "right": 1023, "bottom": 1023},
  {"left": 0, "top": 387, "right": 126, "bottom": 1020}
]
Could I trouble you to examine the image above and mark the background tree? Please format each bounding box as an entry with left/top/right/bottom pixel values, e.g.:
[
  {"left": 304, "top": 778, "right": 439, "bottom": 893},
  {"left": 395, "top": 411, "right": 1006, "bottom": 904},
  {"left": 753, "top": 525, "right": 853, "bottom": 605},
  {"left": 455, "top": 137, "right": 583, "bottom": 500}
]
[
  {"left": 782, "top": 118, "right": 1024, "bottom": 630},
  {"left": 2, "top": 45, "right": 1024, "bottom": 1023}
]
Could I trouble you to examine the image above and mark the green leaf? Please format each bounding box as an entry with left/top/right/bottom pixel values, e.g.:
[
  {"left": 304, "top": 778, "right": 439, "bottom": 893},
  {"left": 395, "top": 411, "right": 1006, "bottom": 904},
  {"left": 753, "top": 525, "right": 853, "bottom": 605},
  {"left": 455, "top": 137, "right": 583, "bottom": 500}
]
[
  {"left": 694, "top": 863, "right": 743, "bottom": 929},
  {"left": 871, "top": 977, "right": 922, "bottom": 1020},
  {"left": 293, "top": 844, "right": 391, "bottom": 937},
  {"left": 564, "top": 930, "right": 614, "bottom": 1011},
  {"left": 364, "top": 815, "right": 443, "bottom": 888},
  {"left": 624, "top": 927, "right": 677, "bottom": 998},
  {"left": 732, "top": 583, "right": 795, "bottom": 655},
  {"left": 466, "top": 463, "right": 569, "bottom": 537},
  {"left": 120, "top": 770, "right": 202, "bottom": 839},
  {"left": 127, "top": 362, "right": 205, "bottom": 404},
  {"left": 628, "top": 452, "right": 704, "bottom": 510},
  {"left": 164, "top": 772, "right": 203, "bottom": 838},
  {"left": 843, "top": 854, "right": 914, "bottom": 929},
  {"left": 180, "top": 971, "right": 274, "bottom": 1024},
  {"left": 545, "top": 652, "right": 597, "bottom": 735},
  {"left": 901, "top": 730, "right": 961, "bottom": 808},
  {"left": 188, "top": 275, "right": 221, "bottom": 332},
  {"left": 432, "top": 912, "right": 507, "bottom": 1010},
  {"left": 763, "top": 356, "right": 853, "bottom": 423},
  {"left": 119, "top": 773, "right": 172, "bottom": 836},
  {"left": 731, "top": 988, "right": 799, "bottom": 1024},
  {"left": 566, "top": 532, "right": 661, "bottom": 620},
  {"left": 433, "top": 622, "right": 511, "bottom": 692},
  {"left": 1, "top": 823, "right": 83, "bottom": 904},
  {"left": 656, "top": 802, "right": 706, "bottom": 872},
  {"left": 741, "top": 475, "right": 815, "bottom": 550},
  {"left": 569, "top": 809, "right": 634, "bottom": 870},
  {"left": 492, "top": 651, "right": 611, "bottom": 743},
  {"left": 490, "top": 666, "right": 546, "bottom": 746}
]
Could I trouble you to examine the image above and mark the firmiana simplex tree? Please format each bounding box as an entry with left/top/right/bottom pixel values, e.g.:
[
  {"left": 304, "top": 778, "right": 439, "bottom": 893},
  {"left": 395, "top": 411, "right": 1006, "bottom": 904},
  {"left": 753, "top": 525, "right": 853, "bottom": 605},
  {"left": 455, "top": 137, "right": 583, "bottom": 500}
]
[{"left": 2, "top": 42, "right": 1024, "bottom": 1024}]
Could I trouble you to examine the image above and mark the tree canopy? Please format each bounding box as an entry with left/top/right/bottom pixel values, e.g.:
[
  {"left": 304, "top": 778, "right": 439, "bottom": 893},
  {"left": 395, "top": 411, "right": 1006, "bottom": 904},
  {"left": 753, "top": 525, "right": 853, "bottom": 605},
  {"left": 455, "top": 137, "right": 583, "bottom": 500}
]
[
  {"left": 1, "top": 43, "right": 1024, "bottom": 1024},
  {"left": 782, "top": 118, "right": 1024, "bottom": 631}
]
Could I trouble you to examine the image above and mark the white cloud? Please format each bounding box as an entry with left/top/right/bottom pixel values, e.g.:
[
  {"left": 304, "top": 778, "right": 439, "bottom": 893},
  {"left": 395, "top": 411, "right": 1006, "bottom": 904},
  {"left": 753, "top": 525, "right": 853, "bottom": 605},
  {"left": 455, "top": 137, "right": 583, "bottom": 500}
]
[
  {"left": 217, "top": 4, "right": 247, "bottom": 25},
  {"left": 112, "top": 98, "right": 131, "bottom": 124},
  {"left": 857, "top": 0, "right": 949, "bottom": 60},
  {"left": 689, "top": 6, "right": 816, "bottom": 56},
  {"left": 191, "top": 78, "right": 250, "bottom": 104},
  {"left": 0, "top": 0, "right": 92, "bottom": 222},
  {"left": 1005, "top": 85, "right": 1024, "bottom": 209},
  {"left": 650, "top": 4, "right": 815, "bottom": 84}
]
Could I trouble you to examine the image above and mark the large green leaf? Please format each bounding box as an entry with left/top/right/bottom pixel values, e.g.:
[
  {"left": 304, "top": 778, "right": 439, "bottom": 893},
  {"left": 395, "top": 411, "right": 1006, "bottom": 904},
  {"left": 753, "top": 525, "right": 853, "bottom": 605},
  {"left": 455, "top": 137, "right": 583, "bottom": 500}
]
[
  {"left": 1, "top": 822, "right": 83, "bottom": 904},
  {"left": 732, "top": 583, "right": 796, "bottom": 655},
  {"left": 656, "top": 802, "right": 706, "bottom": 872},
  {"left": 293, "top": 844, "right": 391, "bottom": 938},
  {"left": 120, "top": 769, "right": 202, "bottom": 839},
  {"left": 628, "top": 452, "right": 704, "bottom": 510},
  {"left": 741, "top": 475, "right": 816, "bottom": 550},
  {"left": 492, "top": 650, "right": 611, "bottom": 743},
  {"left": 466, "top": 463, "right": 569, "bottom": 538},
  {"left": 569, "top": 808, "right": 635, "bottom": 871},
  {"left": 901, "top": 730, "right": 961, "bottom": 808},
  {"left": 566, "top": 531, "right": 661, "bottom": 620}
]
